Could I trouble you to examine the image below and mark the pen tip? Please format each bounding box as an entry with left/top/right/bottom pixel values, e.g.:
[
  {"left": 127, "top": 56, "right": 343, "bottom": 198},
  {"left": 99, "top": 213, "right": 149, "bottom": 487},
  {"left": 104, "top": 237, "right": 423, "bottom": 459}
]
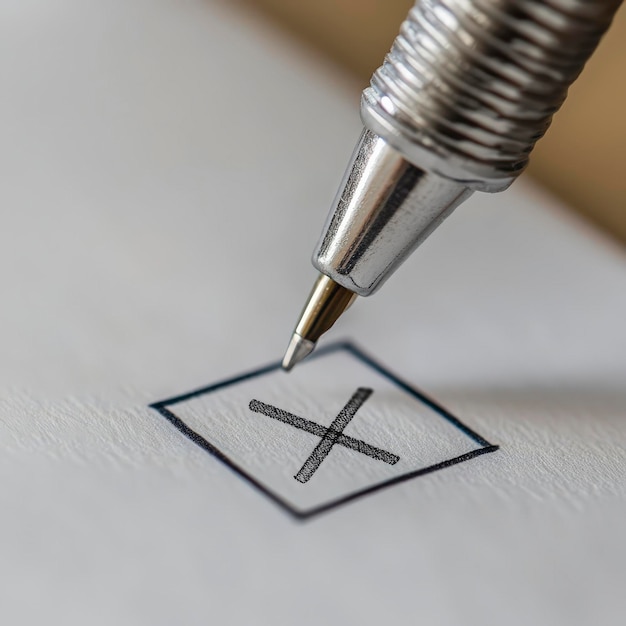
[
  {"left": 281, "top": 274, "right": 358, "bottom": 373},
  {"left": 282, "top": 333, "right": 315, "bottom": 371}
]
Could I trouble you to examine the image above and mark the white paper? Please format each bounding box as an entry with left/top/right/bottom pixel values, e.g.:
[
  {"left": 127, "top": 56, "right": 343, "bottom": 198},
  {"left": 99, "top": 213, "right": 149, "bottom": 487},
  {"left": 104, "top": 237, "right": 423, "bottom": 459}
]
[{"left": 1, "top": 1, "right": 625, "bottom": 625}]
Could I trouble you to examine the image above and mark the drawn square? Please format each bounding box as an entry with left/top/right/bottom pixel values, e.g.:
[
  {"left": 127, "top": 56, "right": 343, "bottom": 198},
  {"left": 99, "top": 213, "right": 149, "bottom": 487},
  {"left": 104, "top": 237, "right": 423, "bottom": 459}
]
[{"left": 150, "top": 342, "right": 497, "bottom": 519}]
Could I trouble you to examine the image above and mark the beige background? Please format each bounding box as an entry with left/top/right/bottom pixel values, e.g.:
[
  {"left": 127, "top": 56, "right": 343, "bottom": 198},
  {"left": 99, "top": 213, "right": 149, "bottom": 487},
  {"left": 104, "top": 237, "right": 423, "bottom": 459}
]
[{"left": 246, "top": 0, "right": 626, "bottom": 244}]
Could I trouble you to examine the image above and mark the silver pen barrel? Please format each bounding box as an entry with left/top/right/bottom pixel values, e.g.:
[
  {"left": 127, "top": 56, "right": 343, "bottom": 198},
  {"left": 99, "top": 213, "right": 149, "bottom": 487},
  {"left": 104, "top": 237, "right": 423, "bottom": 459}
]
[
  {"left": 313, "top": 0, "right": 622, "bottom": 296},
  {"left": 283, "top": 0, "right": 622, "bottom": 370}
]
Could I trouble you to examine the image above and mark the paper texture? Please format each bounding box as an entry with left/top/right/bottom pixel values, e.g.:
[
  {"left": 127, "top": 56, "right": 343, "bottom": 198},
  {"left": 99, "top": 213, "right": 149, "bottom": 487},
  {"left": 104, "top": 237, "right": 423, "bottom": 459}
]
[{"left": 1, "top": 1, "right": 625, "bottom": 625}]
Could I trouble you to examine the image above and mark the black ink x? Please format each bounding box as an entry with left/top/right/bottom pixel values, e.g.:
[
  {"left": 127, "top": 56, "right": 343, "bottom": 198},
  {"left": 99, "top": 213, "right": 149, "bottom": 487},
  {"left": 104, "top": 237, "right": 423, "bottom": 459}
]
[{"left": 249, "top": 387, "right": 399, "bottom": 483}]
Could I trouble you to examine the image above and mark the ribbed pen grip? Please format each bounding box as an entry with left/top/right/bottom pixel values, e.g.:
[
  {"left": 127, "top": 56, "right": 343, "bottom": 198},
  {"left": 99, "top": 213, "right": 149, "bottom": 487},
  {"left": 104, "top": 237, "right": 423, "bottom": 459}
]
[{"left": 361, "top": 0, "right": 622, "bottom": 191}]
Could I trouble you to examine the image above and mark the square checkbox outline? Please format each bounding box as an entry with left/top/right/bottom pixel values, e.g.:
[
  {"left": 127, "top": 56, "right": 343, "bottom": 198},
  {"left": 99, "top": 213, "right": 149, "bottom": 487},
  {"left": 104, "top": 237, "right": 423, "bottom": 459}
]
[{"left": 150, "top": 342, "right": 498, "bottom": 520}]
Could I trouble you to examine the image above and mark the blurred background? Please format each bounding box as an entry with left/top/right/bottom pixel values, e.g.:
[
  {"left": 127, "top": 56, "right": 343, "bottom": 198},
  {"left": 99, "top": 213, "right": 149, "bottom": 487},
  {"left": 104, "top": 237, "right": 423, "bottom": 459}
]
[{"left": 244, "top": 0, "right": 626, "bottom": 244}]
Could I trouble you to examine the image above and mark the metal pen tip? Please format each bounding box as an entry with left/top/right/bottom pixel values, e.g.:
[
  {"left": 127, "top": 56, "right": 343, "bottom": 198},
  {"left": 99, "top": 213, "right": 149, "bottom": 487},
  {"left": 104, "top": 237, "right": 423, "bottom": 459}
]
[
  {"left": 282, "top": 274, "right": 357, "bottom": 372},
  {"left": 282, "top": 333, "right": 315, "bottom": 371}
]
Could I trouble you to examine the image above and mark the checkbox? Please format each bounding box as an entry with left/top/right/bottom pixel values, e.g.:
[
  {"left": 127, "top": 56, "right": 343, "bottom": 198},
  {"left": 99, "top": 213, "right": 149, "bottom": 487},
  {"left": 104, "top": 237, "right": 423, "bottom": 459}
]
[{"left": 150, "top": 342, "right": 497, "bottom": 519}]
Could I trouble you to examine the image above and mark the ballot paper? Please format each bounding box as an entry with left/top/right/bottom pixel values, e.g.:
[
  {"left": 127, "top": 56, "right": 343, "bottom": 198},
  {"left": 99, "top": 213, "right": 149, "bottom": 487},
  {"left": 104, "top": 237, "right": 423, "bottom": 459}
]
[{"left": 1, "top": 1, "right": 625, "bottom": 624}]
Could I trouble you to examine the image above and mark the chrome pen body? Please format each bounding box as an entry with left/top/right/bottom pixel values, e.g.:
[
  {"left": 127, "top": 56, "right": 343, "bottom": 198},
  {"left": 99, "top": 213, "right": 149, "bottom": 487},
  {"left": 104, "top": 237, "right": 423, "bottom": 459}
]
[{"left": 283, "top": 0, "right": 622, "bottom": 370}]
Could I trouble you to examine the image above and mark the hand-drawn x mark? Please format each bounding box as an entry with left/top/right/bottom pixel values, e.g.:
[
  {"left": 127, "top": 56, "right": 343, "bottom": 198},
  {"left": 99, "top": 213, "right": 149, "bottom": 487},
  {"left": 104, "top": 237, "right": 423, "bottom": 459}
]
[{"left": 249, "top": 387, "right": 399, "bottom": 483}]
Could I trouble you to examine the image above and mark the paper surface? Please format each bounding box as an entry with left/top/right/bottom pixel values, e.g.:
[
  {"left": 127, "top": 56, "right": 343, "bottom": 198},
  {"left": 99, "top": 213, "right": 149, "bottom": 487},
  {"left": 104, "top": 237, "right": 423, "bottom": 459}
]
[{"left": 1, "top": 1, "right": 625, "bottom": 624}]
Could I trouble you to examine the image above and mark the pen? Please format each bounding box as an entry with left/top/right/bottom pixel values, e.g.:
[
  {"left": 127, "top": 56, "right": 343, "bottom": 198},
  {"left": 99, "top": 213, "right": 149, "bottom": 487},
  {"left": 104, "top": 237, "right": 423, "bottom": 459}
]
[{"left": 282, "top": 0, "right": 622, "bottom": 371}]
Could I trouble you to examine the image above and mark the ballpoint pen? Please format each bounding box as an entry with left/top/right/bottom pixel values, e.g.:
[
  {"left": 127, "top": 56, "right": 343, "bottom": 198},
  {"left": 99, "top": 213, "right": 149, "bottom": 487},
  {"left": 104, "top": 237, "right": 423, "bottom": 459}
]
[{"left": 282, "top": 0, "right": 623, "bottom": 371}]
